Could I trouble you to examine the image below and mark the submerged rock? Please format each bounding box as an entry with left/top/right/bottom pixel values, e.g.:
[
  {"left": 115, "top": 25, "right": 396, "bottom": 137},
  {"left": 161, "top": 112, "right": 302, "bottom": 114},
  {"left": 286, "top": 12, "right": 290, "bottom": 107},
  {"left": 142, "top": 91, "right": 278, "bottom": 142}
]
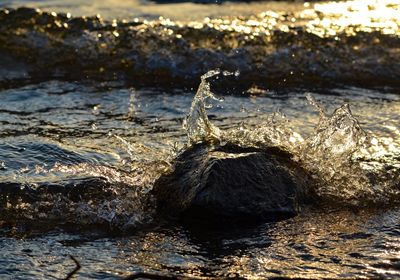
[{"left": 152, "top": 143, "right": 312, "bottom": 224}]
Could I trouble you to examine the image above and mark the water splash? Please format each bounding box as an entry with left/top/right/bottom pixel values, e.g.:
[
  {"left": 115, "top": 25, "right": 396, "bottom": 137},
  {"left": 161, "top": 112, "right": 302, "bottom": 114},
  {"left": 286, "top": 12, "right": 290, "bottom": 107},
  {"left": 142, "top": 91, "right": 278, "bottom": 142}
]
[
  {"left": 299, "top": 94, "right": 373, "bottom": 204},
  {"left": 225, "top": 110, "right": 304, "bottom": 153},
  {"left": 183, "top": 69, "right": 302, "bottom": 151},
  {"left": 183, "top": 69, "right": 227, "bottom": 145},
  {"left": 0, "top": 72, "right": 398, "bottom": 232},
  {"left": 298, "top": 94, "right": 399, "bottom": 205},
  {"left": 182, "top": 73, "right": 399, "bottom": 206},
  {"left": 303, "top": 93, "right": 367, "bottom": 158}
]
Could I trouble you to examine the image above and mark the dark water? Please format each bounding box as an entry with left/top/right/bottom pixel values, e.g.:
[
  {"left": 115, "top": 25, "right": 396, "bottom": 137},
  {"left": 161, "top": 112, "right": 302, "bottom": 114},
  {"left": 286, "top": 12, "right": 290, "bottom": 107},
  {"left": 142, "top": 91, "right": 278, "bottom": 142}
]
[{"left": 0, "top": 1, "right": 400, "bottom": 279}]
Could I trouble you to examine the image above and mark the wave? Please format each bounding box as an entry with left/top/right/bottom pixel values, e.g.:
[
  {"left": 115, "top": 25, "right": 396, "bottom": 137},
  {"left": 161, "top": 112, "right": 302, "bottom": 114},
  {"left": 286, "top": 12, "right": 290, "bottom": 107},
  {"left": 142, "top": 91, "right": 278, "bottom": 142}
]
[{"left": 1, "top": 2, "right": 400, "bottom": 89}]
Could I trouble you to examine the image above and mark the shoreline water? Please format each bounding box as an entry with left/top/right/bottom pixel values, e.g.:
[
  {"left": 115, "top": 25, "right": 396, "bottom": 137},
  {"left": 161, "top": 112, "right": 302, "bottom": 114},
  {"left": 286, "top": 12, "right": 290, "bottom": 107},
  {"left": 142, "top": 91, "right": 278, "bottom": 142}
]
[
  {"left": 0, "top": 1, "right": 399, "bottom": 279},
  {"left": 1, "top": 1, "right": 400, "bottom": 89}
]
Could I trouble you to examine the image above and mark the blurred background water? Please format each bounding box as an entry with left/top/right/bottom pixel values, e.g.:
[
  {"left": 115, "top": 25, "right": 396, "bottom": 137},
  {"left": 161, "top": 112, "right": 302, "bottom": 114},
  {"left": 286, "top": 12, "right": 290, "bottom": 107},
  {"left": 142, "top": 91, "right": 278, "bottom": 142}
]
[{"left": 0, "top": 0, "right": 306, "bottom": 20}]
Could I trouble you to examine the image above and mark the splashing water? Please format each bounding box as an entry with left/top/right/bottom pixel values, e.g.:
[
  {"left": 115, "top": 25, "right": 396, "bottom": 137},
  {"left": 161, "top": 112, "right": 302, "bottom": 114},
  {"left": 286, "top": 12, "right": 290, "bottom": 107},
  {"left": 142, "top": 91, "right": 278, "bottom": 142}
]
[
  {"left": 1, "top": 2, "right": 400, "bottom": 277},
  {"left": 184, "top": 69, "right": 303, "bottom": 151},
  {"left": 300, "top": 94, "right": 372, "bottom": 204},
  {"left": 0, "top": 70, "right": 398, "bottom": 233},
  {"left": 224, "top": 110, "right": 305, "bottom": 153},
  {"left": 299, "top": 94, "right": 399, "bottom": 205},
  {"left": 184, "top": 69, "right": 237, "bottom": 145},
  {"left": 183, "top": 70, "right": 400, "bottom": 206}
]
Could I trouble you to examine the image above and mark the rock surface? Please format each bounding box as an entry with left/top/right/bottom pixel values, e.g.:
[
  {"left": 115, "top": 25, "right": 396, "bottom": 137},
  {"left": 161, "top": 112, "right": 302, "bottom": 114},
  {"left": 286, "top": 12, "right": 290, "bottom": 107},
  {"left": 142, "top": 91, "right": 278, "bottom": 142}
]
[{"left": 152, "top": 143, "right": 312, "bottom": 223}]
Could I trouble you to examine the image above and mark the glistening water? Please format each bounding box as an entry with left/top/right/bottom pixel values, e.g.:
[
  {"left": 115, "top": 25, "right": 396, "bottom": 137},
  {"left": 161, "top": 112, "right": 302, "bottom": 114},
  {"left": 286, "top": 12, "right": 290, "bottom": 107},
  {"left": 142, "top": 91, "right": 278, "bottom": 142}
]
[{"left": 1, "top": 0, "right": 400, "bottom": 279}]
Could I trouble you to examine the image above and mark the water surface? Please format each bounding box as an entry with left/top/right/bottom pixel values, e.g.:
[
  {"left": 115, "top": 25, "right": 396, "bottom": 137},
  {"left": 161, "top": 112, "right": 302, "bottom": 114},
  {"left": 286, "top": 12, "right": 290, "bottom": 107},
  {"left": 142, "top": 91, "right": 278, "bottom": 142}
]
[{"left": 0, "top": 0, "right": 399, "bottom": 279}]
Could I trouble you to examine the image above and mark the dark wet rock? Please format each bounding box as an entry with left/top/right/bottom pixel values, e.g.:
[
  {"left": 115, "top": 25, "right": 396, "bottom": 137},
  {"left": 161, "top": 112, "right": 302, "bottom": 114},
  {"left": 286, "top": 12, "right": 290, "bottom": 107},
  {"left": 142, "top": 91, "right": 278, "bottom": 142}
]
[{"left": 152, "top": 143, "right": 312, "bottom": 223}]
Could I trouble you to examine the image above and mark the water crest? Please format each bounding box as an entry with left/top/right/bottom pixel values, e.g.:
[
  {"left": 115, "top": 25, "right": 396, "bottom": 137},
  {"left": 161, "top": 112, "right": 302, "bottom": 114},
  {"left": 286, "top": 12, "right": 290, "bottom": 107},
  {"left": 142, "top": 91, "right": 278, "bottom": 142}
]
[{"left": 1, "top": 1, "right": 400, "bottom": 88}]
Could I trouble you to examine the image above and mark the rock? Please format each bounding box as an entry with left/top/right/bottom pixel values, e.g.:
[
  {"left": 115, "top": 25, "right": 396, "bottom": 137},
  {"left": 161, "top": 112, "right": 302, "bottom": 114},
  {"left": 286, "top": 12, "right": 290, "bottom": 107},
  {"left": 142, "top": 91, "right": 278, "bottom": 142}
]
[{"left": 151, "top": 143, "right": 312, "bottom": 224}]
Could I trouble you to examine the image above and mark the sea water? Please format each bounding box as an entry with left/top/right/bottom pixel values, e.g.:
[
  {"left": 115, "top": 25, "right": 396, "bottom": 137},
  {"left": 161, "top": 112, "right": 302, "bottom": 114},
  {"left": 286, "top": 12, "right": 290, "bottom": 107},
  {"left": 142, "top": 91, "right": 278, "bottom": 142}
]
[{"left": 0, "top": 1, "right": 399, "bottom": 279}]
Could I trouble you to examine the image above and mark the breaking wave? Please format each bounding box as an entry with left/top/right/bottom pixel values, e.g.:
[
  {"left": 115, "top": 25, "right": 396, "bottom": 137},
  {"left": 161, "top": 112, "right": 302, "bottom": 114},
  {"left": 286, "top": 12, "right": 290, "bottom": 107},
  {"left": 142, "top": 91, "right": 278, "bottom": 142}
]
[{"left": 1, "top": 1, "right": 400, "bottom": 89}]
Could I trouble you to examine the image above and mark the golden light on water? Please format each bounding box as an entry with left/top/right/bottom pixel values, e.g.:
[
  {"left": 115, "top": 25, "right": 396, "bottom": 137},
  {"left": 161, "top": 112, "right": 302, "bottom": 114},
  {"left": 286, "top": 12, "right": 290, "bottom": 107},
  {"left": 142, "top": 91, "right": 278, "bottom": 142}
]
[
  {"left": 159, "top": 0, "right": 400, "bottom": 40},
  {"left": 306, "top": 0, "right": 400, "bottom": 36},
  {"left": 6, "top": 0, "right": 400, "bottom": 42},
  {"left": 0, "top": 0, "right": 399, "bottom": 279}
]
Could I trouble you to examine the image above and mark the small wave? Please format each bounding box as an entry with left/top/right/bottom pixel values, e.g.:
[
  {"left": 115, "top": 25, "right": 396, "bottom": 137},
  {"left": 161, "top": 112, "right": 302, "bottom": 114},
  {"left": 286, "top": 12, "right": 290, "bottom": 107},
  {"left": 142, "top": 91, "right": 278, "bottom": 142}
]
[
  {"left": 0, "top": 169, "right": 157, "bottom": 231},
  {"left": 0, "top": 139, "right": 161, "bottom": 231},
  {"left": 1, "top": 2, "right": 400, "bottom": 89}
]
